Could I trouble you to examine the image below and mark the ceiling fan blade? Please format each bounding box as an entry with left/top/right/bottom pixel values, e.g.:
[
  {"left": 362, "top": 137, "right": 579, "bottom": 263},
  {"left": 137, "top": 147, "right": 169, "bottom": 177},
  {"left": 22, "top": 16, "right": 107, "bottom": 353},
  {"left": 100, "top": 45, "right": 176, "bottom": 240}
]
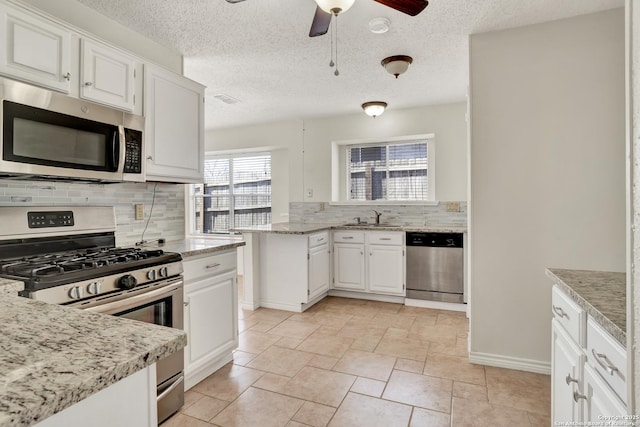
[
  {"left": 309, "top": 6, "right": 332, "bottom": 37},
  {"left": 374, "top": 0, "right": 428, "bottom": 16}
]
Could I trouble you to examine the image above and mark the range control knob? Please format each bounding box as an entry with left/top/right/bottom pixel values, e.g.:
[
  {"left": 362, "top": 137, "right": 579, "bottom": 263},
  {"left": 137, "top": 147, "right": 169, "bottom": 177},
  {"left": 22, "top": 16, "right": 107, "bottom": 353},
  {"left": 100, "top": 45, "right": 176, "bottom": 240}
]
[
  {"left": 68, "top": 286, "right": 83, "bottom": 299},
  {"left": 87, "top": 282, "right": 101, "bottom": 295},
  {"left": 158, "top": 267, "right": 168, "bottom": 278},
  {"left": 118, "top": 274, "right": 138, "bottom": 290},
  {"left": 147, "top": 269, "right": 157, "bottom": 281}
]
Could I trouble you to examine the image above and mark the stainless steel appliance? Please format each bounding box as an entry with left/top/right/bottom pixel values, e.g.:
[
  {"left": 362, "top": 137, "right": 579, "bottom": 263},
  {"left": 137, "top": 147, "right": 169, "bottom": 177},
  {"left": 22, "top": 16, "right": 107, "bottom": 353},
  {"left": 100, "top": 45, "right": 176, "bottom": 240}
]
[
  {"left": 406, "top": 232, "right": 464, "bottom": 303},
  {"left": 0, "top": 206, "right": 183, "bottom": 424},
  {"left": 0, "top": 77, "right": 144, "bottom": 182}
]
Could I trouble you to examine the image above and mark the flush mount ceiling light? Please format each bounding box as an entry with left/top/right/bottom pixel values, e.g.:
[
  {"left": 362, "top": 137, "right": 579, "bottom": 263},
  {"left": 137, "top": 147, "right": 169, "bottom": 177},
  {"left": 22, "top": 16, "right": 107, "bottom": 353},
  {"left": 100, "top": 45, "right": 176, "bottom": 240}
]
[
  {"left": 362, "top": 101, "right": 388, "bottom": 118},
  {"left": 381, "top": 55, "right": 413, "bottom": 78},
  {"left": 314, "top": 0, "right": 355, "bottom": 14}
]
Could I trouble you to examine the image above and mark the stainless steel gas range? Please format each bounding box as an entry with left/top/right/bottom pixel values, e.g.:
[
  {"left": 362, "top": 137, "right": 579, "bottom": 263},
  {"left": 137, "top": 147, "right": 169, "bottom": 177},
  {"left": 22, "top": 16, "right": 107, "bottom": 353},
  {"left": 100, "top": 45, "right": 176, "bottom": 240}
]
[{"left": 0, "top": 206, "right": 184, "bottom": 424}]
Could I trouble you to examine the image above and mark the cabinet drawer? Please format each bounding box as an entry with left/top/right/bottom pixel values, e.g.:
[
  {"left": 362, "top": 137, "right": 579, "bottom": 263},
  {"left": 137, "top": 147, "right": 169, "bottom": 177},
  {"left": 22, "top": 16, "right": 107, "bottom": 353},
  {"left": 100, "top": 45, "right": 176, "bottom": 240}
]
[
  {"left": 366, "top": 231, "right": 403, "bottom": 246},
  {"left": 551, "top": 286, "right": 585, "bottom": 346},
  {"left": 183, "top": 250, "right": 236, "bottom": 282},
  {"left": 333, "top": 231, "right": 364, "bottom": 244},
  {"left": 586, "top": 316, "right": 627, "bottom": 403},
  {"left": 309, "top": 231, "right": 329, "bottom": 248}
]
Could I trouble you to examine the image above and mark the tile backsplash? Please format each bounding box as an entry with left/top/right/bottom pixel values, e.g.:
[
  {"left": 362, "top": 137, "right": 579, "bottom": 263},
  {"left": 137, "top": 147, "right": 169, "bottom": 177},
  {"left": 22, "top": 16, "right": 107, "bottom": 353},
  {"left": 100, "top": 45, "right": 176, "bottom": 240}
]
[
  {"left": 0, "top": 179, "right": 185, "bottom": 246},
  {"left": 289, "top": 202, "right": 467, "bottom": 228}
]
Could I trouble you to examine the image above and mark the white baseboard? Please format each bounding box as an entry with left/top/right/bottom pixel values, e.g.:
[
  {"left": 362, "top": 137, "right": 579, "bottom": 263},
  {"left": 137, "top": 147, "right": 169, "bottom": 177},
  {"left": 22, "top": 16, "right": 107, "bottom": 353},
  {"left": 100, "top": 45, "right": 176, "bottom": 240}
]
[
  {"left": 404, "top": 298, "right": 467, "bottom": 313},
  {"left": 241, "top": 301, "right": 260, "bottom": 311},
  {"left": 259, "top": 300, "right": 303, "bottom": 313},
  {"left": 328, "top": 289, "right": 405, "bottom": 304},
  {"left": 184, "top": 352, "right": 234, "bottom": 391},
  {"left": 469, "top": 351, "right": 551, "bottom": 375}
]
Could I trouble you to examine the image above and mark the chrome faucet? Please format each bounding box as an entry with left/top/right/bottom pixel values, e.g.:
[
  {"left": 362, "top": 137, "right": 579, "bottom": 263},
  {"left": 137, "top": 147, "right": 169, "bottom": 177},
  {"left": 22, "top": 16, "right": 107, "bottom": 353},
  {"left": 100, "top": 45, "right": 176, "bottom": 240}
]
[
  {"left": 372, "top": 210, "right": 382, "bottom": 225},
  {"left": 353, "top": 216, "right": 362, "bottom": 224}
]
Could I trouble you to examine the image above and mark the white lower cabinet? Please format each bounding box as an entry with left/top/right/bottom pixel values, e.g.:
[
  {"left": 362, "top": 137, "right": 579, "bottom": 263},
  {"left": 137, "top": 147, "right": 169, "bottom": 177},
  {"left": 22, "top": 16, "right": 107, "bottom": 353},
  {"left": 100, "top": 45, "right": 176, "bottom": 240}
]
[
  {"left": 258, "top": 231, "right": 330, "bottom": 312},
  {"left": 183, "top": 250, "right": 238, "bottom": 390},
  {"left": 552, "top": 319, "right": 584, "bottom": 423},
  {"left": 333, "top": 230, "right": 405, "bottom": 296},
  {"left": 551, "top": 285, "right": 627, "bottom": 424},
  {"left": 333, "top": 242, "right": 365, "bottom": 291}
]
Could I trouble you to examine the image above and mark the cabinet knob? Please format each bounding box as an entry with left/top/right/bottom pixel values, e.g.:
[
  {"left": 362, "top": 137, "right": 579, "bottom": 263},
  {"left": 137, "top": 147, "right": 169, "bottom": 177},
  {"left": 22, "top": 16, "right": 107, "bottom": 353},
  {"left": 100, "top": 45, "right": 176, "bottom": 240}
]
[
  {"left": 184, "top": 301, "right": 190, "bottom": 306},
  {"left": 147, "top": 155, "right": 153, "bottom": 160},
  {"left": 565, "top": 374, "right": 578, "bottom": 385},
  {"left": 84, "top": 82, "right": 93, "bottom": 86},
  {"left": 63, "top": 72, "right": 71, "bottom": 81},
  {"left": 573, "top": 391, "right": 587, "bottom": 402}
]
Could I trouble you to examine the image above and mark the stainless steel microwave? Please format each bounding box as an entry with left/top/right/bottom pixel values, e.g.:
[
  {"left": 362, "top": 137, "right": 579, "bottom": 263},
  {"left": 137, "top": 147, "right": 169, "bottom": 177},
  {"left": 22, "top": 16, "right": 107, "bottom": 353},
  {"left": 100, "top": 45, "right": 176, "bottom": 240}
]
[{"left": 0, "top": 77, "right": 144, "bottom": 182}]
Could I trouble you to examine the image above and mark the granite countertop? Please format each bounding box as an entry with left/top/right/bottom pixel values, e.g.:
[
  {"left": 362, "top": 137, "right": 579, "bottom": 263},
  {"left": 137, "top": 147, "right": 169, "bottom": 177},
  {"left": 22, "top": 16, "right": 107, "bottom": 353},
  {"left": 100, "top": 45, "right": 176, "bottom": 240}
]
[
  {"left": 141, "top": 238, "right": 246, "bottom": 258},
  {"left": 546, "top": 268, "right": 626, "bottom": 345},
  {"left": 0, "top": 280, "right": 186, "bottom": 427},
  {"left": 233, "top": 222, "right": 467, "bottom": 234}
]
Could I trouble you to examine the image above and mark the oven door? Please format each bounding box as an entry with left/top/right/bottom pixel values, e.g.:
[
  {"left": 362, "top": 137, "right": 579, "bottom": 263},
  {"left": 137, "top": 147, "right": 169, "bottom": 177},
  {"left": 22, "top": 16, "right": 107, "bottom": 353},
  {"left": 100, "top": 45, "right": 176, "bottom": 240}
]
[{"left": 81, "top": 277, "right": 184, "bottom": 424}]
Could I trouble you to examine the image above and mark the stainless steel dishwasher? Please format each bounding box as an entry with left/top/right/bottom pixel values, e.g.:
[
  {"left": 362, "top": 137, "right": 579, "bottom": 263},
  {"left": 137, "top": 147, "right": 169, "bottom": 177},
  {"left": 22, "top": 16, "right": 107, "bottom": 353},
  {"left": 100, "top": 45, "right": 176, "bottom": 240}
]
[{"left": 406, "top": 232, "right": 464, "bottom": 303}]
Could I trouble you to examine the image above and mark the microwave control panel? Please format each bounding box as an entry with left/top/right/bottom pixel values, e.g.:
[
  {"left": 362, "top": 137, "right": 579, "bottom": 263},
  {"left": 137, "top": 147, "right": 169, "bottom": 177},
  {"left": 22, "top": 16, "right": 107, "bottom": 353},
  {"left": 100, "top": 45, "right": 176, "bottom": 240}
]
[
  {"left": 123, "top": 128, "right": 143, "bottom": 174},
  {"left": 27, "top": 211, "right": 74, "bottom": 228}
]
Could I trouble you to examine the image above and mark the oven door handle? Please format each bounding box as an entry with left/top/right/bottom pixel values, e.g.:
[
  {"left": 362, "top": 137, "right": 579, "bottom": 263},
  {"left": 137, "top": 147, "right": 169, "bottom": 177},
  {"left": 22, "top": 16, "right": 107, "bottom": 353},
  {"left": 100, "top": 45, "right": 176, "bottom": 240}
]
[
  {"left": 157, "top": 375, "right": 184, "bottom": 402},
  {"left": 84, "top": 280, "right": 183, "bottom": 314}
]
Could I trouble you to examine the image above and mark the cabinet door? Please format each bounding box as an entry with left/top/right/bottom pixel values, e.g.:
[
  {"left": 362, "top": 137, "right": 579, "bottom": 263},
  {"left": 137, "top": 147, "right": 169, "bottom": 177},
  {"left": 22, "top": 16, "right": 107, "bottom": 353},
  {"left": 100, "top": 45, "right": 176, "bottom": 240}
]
[
  {"left": 80, "top": 39, "right": 136, "bottom": 111},
  {"left": 582, "top": 364, "right": 626, "bottom": 421},
  {"left": 144, "top": 64, "right": 204, "bottom": 183},
  {"left": 368, "top": 244, "right": 404, "bottom": 295},
  {"left": 0, "top": 4, "right": 71, "bottom": 92},
  {"left": 333, "top": 243, "right": 365, "bottom": 291},
  {"left": 308, "top": 243, "right": 329, "bottom": 300},
  {"left": 552, "top": 320, "right": 583, "bottom": 423},
  {"left": 184, "top": 271, "right": 237, "bottom": 370}
]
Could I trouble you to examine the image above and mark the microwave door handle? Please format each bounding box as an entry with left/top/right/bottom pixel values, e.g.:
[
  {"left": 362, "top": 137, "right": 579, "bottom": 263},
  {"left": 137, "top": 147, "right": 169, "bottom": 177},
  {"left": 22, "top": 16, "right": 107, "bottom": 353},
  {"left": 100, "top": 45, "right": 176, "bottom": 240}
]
[{"left": 107, "top": 128, "right": 120, "bottom": 171}]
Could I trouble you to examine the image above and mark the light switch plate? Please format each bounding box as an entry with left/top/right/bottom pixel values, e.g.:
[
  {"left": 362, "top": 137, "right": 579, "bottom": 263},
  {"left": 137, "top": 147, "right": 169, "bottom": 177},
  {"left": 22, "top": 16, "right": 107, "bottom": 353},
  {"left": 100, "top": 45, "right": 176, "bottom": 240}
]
[
  {"left": 445, "top": 202, "right": 461, "bottom": 212},
  {"left": 135, "top": 204, "right": 144, "bottom": 220}
]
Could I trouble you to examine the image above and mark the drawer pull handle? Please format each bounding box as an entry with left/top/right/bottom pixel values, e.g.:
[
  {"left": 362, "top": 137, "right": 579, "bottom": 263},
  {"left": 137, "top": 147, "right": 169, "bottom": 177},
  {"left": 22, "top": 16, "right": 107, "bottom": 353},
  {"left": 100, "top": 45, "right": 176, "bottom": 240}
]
[
  {"left": 565, "top": 374, "right": 578, "bottom": 385},
  {"left": 592, "top": 349, "right": 619, "bottom": 375},
  {"left": 343, "top": 237, "right": 354, "bottom": 240},
  {"left": 317, "top": 238, "right": 325, "bottom": 242},
  {"left": 573, "top": 391, "right": 587, "bottom": 402},
  {"left": 380, "top": 238, "right": 392, "bottom": 241},
  {"left": 552, "top": 305, "right": 568, "bottom": 319},
  {"left": 206, "top": 263, "right": 222, "bottom": 269}
]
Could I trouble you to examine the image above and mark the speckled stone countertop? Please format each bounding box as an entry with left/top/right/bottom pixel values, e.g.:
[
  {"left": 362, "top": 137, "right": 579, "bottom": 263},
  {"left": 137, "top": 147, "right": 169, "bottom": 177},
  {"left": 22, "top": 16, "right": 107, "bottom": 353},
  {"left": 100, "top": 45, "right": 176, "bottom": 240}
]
[
  {"left": 0, "top": 277, "right": 23, "bottom": 296},
  {"left": 140, "top": 238, "right": 246, "bottom": 258},
  {"left": 233, "top": 222, "right": 467, "bottom": 235},
  {"left": 546, "top": 268, "right": 626, "bottom": 345},
  {"left": 0, "top": 280, "right": 186, "bottom": 427}
]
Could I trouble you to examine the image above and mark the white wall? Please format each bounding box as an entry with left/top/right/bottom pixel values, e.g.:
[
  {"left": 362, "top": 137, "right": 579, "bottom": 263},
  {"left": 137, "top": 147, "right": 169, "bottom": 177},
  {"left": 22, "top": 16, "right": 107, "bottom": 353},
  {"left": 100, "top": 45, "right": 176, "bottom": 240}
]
[
  {"left": 19, "top": 0, "right": 182, "bottom": 73},
  {"left": 469, "top": 8, "right": 625, "bottom": 369},
  {"left": 206, "top": 102, "right": 467, "bottom": 211}
]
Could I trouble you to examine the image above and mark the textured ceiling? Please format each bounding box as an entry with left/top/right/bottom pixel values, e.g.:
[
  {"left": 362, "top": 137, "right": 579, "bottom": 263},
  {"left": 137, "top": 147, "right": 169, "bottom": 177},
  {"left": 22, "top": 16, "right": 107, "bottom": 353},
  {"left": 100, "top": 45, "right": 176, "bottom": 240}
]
[{"left": 74, "top": 0, "right": 623, "bottom": 130}]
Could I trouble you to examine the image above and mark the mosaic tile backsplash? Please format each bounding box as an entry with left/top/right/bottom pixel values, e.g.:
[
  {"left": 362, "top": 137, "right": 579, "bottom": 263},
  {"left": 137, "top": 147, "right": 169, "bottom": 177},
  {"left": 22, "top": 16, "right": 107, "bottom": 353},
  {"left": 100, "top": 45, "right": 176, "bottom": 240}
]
[
  {"left": 289, "top": 202, "right": 467, "bottom": 228},
  {"left": 0, "top": 179, "right": 186, "bottom": 246}
]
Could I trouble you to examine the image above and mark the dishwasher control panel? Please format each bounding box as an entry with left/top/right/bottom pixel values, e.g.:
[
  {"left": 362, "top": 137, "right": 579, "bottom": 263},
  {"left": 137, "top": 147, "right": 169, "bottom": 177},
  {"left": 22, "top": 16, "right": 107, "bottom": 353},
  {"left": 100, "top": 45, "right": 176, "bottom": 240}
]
[{"left": 406, "top": 232, "right": 463, "bottom": 247}]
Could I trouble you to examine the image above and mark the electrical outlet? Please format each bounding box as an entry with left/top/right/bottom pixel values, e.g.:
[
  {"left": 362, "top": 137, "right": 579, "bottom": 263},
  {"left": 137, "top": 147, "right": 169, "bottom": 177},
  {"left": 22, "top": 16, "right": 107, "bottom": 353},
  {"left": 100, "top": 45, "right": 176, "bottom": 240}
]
[
  {"left": 306, "top": 188, "right": 313, "bottom": 198},
  {"left": 135, "top": 204, "right": 144, "bottom": 220},
  {"left": 446, "top": 202, "right": 461, "bottom": 212}
]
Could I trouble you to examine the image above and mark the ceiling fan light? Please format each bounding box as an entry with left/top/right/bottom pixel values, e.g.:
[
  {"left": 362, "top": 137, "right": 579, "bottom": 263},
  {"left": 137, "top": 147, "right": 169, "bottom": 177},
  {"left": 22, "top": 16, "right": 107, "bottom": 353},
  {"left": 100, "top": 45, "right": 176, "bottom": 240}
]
[
  {"left": 362, "top": 101, "right": 387, "bottom": 118},
  {"left": 381, "top": 55, "right": 413, "bottom": 78},
  {"left": 314, "top": 0, "right": 355, "bottom": 14}
]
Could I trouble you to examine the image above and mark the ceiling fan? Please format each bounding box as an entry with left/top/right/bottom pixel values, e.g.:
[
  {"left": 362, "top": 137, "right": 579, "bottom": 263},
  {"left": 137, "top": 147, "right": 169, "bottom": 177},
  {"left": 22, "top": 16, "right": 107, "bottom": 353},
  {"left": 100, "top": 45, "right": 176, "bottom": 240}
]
[{"left": 224, "top": 0, "right": 429, "bottom": 37}]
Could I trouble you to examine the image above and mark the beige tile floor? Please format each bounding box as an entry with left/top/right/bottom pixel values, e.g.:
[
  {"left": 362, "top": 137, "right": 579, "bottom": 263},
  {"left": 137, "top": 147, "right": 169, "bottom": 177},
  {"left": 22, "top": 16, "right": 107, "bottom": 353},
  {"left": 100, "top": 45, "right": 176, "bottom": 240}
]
[{"left": 164, "top": 296, "right": 550, "bottom": 427}]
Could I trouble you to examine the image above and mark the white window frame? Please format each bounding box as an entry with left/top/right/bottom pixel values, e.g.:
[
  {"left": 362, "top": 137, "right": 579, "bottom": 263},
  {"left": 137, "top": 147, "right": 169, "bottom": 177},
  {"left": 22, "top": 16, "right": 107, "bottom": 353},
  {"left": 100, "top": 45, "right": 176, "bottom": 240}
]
[
  {"left": 186, "top": 152, "right": 272, "bottom": 236},
  {"left": 331, "top": 134, "right": 436, "bottom": 204}
]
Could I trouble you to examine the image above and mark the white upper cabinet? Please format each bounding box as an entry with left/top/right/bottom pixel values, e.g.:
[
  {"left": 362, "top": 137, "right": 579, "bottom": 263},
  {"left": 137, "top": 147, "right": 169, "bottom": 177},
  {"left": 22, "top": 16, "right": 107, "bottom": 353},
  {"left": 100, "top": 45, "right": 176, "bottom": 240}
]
[
  {"left": 80, "top": 39, "right": 136, "bottom": 112},
  {"left": 144, "top": 64, "right": 204, "bottom": 183},
  {"left": 0, "top": 3, "right": 71, "bottom": 92}
]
